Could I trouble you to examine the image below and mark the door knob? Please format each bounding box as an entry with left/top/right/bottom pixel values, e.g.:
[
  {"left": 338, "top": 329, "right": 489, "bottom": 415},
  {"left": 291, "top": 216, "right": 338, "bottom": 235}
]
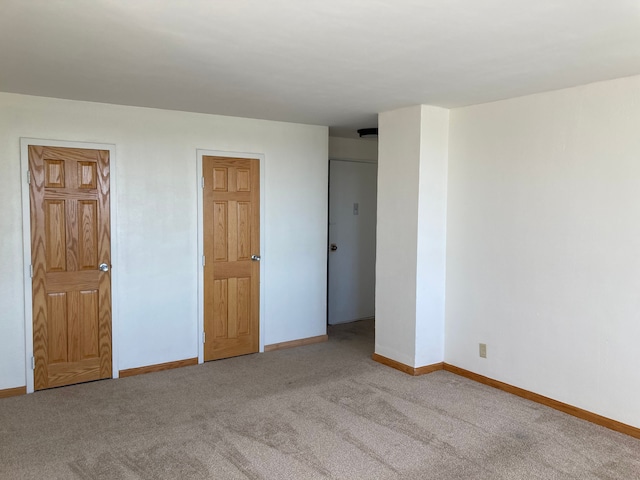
[
  {"left": 251, "top": 255, "right": 261, "bottom": 261},
  {"left": 99, "top": 263, "right": 109, "bottom": 272},
  {"left": 330, "top": 244, "right": 338, "bottom": 251}
]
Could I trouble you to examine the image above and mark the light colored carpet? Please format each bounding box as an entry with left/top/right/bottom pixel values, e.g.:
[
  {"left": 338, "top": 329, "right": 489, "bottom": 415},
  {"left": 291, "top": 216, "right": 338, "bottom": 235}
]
[{"left": 1, "top": 319, "right": 638, "bottom": 479}]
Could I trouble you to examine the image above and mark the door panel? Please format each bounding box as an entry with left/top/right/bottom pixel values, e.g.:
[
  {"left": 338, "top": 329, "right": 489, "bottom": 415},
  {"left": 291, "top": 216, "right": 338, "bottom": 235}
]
[
  {"left": 29, "top": 145, "right": 112, "bottom": 390},
  {"left": 203, "top": 156, "right": 259, "bottom": 361},
  {"left": 78, "top": 200, "right": 99, "bottom": 269}
]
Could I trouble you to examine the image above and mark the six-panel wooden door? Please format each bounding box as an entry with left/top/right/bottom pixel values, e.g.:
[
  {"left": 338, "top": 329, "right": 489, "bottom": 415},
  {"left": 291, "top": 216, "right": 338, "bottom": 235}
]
[
  {"left": 29, "top": 146, "right": 112, "bottom": 390},
  {"left": 203, "top": 156, "right": 260, "bottom": 361}
]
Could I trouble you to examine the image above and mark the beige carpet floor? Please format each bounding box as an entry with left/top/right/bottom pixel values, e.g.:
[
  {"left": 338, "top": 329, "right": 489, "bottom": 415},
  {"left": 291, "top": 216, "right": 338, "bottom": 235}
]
[{"left": 1, "top": 319, "right": 639, "bottom": 479}]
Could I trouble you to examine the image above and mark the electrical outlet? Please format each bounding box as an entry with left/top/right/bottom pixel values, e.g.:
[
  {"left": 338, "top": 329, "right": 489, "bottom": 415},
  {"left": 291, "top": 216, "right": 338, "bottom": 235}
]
[{"left": 479, "top": 343, "right": 487, "bottom": 358}]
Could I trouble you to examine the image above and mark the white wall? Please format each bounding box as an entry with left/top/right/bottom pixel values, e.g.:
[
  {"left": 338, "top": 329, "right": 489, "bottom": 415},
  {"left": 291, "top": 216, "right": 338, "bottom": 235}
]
[
  {"left": 446, "top": 75, "right": 640, "bottom": 428},
  {"left": 415, "top": 106, "right": 449, "bottom": 367},
  {"left": 0, "top": 92, "right": 328, "bottom": 390},
  {"left": 375, "top": 106, "right": 421, "bottom": 366},
  {"left": 376, "top": 105, "right": 449, "bottom": 368},
  {"left": 329, "top": 136, "right": 378, "bottom": 163}
]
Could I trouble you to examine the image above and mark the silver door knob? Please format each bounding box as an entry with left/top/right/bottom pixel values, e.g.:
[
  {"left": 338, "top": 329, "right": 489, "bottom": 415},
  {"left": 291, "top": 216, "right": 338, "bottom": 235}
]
[
  {"left": 251, "top": 255, "right": 261, "bottom": 261},
  {"left": 99, "top": 263, "right": 109, "bottom": 272}
]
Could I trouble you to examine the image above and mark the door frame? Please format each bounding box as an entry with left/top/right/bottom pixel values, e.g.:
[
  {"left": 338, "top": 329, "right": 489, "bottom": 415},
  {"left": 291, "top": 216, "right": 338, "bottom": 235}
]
[
  {"left": 20, "top": 138, "right": 119, "bottom": 393},
  {"left": 196, "top": 149, "right": 266, "bottom": 363}
]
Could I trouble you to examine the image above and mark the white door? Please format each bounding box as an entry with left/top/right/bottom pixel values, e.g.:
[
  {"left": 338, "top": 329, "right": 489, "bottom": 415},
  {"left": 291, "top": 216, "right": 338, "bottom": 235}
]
[{"left": 328, "top": 160, "right": 377, "bottom": 325}]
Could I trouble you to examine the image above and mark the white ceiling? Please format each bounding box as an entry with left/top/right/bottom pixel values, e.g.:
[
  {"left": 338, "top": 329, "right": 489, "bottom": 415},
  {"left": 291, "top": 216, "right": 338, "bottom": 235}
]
[{"left": 1, "top": 0, "right": 639, "bottom": 137}]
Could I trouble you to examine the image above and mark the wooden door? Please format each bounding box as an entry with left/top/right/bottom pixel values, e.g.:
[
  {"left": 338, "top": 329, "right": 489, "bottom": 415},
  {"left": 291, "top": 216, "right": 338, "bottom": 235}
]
[
  {"left": 29, "top": 146, "right": 112, "bottom": 390},
  {"left": 203, "top": 156, "right": 260, "bottom": 361}
]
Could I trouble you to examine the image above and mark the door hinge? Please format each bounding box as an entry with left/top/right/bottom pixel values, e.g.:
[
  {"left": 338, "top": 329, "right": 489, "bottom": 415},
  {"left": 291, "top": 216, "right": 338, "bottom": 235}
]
[
  {"left": 202, "top": 255, "right": 206, "bottom": 267},
  {"left": 29, "top": 265, "right": 33, "bottom": 278},
  {"left": 27, "top": 170, "right": 31, "bottom": 184},
  {"left": 31, "top": 356, "right": 35, "bottom": 370},
  {"left": 201, "top": 176, "right": 205, "bottom": 189},
  {"left": 202, "top": 331, "right": 206, "bottom": 344}
]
